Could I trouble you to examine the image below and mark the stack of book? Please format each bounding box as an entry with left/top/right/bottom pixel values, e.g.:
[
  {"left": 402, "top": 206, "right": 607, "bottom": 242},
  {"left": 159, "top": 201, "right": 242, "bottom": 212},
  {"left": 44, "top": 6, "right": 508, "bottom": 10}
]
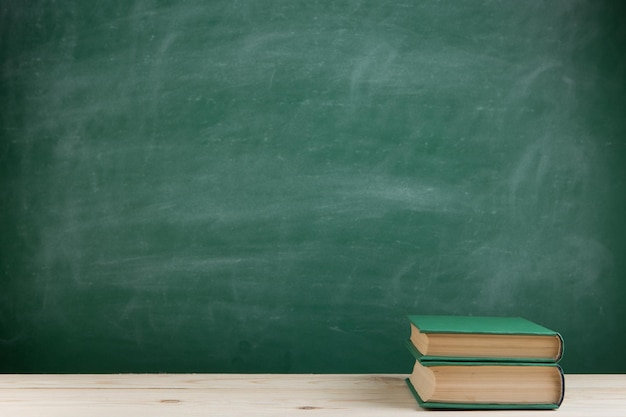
[{"left": 405, "top": 315, "right": 565, "bottom": 410}]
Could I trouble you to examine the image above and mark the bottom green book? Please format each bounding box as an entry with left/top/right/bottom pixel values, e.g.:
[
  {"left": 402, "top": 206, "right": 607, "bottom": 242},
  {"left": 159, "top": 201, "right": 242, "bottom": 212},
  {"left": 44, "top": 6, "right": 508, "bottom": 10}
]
[
  {"left": 405, "top": 378, "right": 563, "bottom": 410},
  {"left": 405, "top": 359, "right": 565, "bottom": 410}
]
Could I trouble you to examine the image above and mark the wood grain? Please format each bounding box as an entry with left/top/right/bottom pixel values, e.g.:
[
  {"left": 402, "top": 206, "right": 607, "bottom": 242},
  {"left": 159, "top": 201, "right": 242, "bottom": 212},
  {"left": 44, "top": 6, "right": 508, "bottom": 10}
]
[{"left": 0, "top": 374, "right": 625, "bottom": 416}]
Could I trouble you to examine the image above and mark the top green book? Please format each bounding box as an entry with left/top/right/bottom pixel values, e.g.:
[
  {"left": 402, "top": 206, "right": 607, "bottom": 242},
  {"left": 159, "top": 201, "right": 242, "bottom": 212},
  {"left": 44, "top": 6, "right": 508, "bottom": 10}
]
[{"left": 407, "top": 315, "right": 563, "bottom": 362}]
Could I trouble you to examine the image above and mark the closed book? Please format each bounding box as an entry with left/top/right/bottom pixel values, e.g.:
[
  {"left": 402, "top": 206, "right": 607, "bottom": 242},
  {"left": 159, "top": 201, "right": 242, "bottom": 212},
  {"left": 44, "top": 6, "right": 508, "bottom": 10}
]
[
  {"left": 408, "top": 315, "right": 563, "bottom": 362},
  {"left": 405, "top": 363, "right": 565, "bottom": 410},
  {"left": 405, "top": 349, "right": 565, "bottom": 410}
]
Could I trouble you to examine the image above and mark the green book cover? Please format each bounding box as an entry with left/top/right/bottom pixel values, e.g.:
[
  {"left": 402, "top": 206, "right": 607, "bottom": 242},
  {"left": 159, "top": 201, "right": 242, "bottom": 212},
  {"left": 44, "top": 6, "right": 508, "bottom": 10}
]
[
  {"left": 408, "top": 315, "right": 560, "bottom": 335},
  {"left": 407, "top": 315, "right": 564, "bottom": 362}
]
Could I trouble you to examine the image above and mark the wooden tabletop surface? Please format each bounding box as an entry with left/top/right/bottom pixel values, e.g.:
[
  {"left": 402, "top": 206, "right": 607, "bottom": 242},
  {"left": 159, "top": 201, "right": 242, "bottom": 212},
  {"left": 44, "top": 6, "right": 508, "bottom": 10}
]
[{"left": 1, "top": 373, "right": 625, "bottom": 416}]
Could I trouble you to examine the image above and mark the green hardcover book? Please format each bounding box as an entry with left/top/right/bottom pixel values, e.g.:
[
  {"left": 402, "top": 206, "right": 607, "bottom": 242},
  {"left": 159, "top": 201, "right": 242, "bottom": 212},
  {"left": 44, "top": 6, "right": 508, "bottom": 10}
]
[
  {"left": 407, "top": 315, "right": 564, "bottom": 362},
  {"left": 405, "top": 343, "right": 565, "bottom": 410}
]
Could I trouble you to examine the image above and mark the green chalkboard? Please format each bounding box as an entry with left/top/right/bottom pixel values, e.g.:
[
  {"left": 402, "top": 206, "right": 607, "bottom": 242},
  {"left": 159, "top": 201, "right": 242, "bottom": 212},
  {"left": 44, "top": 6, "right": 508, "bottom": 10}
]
[{"left": 1, "top": 1, "right": 625, "bottom": 373}]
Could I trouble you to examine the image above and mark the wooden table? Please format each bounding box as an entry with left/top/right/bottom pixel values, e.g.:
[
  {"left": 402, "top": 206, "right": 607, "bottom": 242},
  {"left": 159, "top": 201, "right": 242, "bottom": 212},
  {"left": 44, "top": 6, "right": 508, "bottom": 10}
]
[{"left": 1, "top": 374, "right": 624, "bottom": 416}]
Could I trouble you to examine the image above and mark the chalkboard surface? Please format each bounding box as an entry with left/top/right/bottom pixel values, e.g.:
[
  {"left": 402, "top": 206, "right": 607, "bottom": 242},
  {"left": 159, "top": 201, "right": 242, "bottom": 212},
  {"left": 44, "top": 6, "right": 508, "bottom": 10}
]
[{"left": 1, "top": 1, "right": 625, "bottom": 373}]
